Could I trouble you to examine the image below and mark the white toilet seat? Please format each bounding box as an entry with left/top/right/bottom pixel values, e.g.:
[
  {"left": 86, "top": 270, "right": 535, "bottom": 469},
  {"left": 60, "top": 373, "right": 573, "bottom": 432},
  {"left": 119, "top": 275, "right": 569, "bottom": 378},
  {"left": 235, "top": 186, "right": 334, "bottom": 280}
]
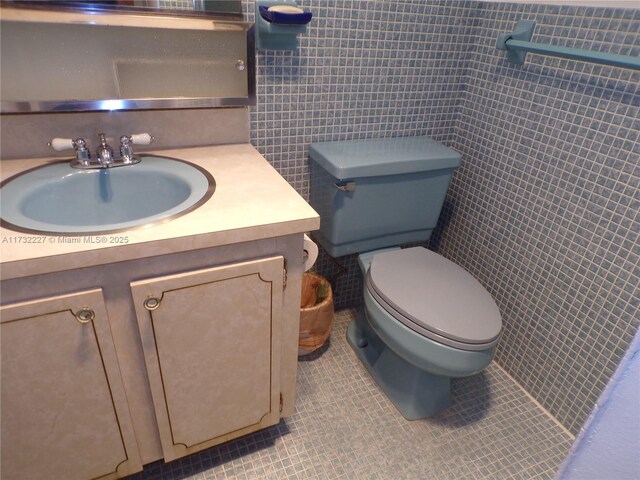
[{"left": 366, "top": 247, "right": 502, "bottom": 351}]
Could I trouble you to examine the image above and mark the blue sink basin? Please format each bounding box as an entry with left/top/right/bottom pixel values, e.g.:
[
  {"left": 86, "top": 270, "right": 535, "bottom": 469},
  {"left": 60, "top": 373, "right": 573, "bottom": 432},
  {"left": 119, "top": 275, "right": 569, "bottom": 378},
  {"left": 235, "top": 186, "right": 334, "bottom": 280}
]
[{"left": 0, "top": 156, "right": 215, "bottom": 234}]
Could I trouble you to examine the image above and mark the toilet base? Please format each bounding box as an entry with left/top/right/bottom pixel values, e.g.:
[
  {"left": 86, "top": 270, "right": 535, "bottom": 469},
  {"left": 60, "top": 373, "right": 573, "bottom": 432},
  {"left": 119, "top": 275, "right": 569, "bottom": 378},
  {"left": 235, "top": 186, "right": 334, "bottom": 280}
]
[{"left": 346, "top": 310, "right": 451, "bottom": 420}]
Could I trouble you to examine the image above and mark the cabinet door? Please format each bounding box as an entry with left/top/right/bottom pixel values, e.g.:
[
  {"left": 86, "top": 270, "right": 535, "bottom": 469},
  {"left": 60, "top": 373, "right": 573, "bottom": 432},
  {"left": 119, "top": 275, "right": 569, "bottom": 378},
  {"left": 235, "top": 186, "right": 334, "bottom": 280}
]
[
  {"left": 0, "top": 289, "right": 142, "bottom": 480},
  {"left": 131, "top": 256, "right": 284, "bottom": 462}
]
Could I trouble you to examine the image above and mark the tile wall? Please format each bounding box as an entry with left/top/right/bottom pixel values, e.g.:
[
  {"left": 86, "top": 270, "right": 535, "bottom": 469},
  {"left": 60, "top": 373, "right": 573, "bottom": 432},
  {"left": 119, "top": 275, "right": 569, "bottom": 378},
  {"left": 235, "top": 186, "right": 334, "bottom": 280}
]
[
  {"left": 244, "top": 0, "right": 639, "bottom": 435},
  {"left": 244, "top": 0, "right": 478, "bottom": 307},
  {"left": 435, "top": 3, "right": 639, "bottom": 434}
]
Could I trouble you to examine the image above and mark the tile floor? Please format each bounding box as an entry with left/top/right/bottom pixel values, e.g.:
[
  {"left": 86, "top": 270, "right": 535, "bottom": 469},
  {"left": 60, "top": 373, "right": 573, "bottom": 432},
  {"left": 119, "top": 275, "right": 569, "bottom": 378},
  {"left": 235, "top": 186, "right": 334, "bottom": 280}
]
[{"left": 131, "top": 309, "right": 574, "bottom": 480}]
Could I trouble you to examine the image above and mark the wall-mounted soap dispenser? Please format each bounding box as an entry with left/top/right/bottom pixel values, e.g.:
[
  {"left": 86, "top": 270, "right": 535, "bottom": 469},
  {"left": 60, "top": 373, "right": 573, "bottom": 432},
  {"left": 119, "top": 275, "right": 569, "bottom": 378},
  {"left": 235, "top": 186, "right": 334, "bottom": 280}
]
[{"left": 255, "top": 0, "right": 313, "bottom": 51}]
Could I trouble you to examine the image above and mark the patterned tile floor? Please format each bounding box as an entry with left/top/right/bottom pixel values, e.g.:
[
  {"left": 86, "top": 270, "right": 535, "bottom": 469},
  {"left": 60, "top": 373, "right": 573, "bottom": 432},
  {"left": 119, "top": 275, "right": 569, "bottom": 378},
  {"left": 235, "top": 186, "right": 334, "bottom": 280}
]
[{"left": 131, "top": 309, "right": 574, "bottom": 480}]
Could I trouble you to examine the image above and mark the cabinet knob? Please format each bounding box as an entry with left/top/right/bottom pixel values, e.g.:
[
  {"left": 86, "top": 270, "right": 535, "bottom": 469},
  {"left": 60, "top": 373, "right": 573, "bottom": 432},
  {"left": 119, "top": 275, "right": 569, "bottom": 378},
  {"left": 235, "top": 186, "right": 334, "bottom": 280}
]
[
  {"left": 143, "top": 297, "right": 161, "bottom": 311},
  {"left": 75, "top": 308, "right": 95, "bottom": 324}
]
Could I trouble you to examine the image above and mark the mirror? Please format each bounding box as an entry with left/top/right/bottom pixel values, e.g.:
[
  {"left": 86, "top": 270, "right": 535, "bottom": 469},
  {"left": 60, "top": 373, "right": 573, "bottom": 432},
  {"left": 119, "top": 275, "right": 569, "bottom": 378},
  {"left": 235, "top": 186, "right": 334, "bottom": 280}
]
[
  {"left": 0, "top": 0, "right": 254, "bottom": 113},
  {"left": 1, "top": 1, "right": 243, "bottom": 17}
]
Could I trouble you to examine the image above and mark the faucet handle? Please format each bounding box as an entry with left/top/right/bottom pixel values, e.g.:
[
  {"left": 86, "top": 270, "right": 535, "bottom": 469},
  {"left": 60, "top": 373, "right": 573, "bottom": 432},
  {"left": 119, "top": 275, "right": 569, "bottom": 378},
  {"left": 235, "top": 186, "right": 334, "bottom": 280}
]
[
  {"left": 49, "top": 137, "right": 74, "bottom": 151},
  {"left": 49, "top": 137, "right": 88, "bottom": 152},
  {"left": 119, "top": 133, "right": 153, "bottom": 165},
  {"left": 49, "top": 137, "right": 91, "bottom": 166},
  {"left": 129, "top": 133, "right": 154, "bottom": 145}
]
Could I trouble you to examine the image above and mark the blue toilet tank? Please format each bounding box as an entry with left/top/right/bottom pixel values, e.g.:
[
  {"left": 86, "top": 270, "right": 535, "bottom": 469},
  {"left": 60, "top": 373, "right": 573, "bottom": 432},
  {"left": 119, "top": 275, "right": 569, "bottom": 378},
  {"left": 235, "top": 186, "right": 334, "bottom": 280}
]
[{"left": 309, "top": 136, "right": 462, "bottom": 257}]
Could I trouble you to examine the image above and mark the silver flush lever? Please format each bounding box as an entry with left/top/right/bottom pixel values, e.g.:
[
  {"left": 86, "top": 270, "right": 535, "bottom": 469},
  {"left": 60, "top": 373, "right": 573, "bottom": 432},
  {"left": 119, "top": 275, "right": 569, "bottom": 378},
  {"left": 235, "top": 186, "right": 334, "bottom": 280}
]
[{"left": 334, "top": 181, "right": 356, "bottom": 192}]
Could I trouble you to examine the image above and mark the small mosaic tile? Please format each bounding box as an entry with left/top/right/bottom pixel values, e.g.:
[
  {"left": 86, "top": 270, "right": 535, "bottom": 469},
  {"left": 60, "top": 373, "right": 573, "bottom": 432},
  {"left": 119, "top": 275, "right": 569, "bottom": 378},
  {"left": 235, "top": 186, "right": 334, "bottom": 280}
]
[
  {"left": 242, "top": 0, "right": 639, "bottom": 436},
  {"left": 130, "top": 309, "right": 573, "bottom": 480},
  {"left": 434, "top": 3, "right": 639, "bottom": 435}
]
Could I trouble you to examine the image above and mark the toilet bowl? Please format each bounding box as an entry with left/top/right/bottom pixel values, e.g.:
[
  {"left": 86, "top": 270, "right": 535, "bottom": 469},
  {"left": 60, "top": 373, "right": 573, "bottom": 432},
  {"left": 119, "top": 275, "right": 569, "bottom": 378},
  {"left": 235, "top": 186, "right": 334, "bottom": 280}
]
[
  {"left": 308, "top": 136, "right": 502, "bottom": 419},
  {"left": 346, "top": 247, "right": 501, "bottom": 419}
]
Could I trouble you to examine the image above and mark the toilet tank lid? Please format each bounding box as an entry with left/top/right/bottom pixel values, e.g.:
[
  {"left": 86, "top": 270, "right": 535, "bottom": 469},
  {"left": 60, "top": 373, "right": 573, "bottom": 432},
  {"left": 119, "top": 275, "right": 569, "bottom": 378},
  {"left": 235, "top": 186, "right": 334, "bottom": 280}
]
[{"left": 309, "top": 136, "right": 462, "bottom": 180}]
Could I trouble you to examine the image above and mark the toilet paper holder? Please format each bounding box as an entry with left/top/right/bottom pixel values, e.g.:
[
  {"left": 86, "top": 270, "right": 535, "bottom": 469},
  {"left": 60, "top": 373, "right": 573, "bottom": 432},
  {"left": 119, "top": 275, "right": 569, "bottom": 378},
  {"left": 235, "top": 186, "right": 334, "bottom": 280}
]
[{"left": 302, "top": 234, "right": 318, "bottom": 272}]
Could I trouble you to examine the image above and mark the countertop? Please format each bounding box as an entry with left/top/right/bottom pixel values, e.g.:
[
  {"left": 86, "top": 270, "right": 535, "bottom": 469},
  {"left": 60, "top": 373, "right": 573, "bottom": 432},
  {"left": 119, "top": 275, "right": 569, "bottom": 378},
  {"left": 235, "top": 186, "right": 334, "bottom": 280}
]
[{"left": 0, "top": 143, "right": 319, "bottom": 280}]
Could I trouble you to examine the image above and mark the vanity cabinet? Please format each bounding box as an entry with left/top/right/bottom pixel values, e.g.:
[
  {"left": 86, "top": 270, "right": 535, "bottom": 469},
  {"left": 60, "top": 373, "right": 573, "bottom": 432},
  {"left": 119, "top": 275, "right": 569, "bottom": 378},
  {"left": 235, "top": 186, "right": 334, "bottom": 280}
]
[
  {"left": 130, "top": 256, "right": 285, "bottom": 462},
  {"left": 0, "top": 143, "right": 319, "bottom": 478},
  {"left": 0, "top": 237, "right": 305, "bottom": 477},
  {"left": 0, "top": 289, "right": 142, "bottom": 480}
]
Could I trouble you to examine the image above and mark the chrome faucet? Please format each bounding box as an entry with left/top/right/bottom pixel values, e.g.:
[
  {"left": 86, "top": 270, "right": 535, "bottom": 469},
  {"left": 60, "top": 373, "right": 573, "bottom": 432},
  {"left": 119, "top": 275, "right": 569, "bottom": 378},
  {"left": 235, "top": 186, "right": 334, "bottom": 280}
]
[
  {"left": 49, "top": 132, "right": 154, "bottom": 169},
  {"left": 96, "top": 133, "right": 114, "bottom": 166},
  {"left": 73, "top": 138, "right": 91, "bottom": 166},
  {"left": 119, "top": 133, "right": 153, "bottom": 165},
  {"left": 120, "top": 135, "right": 134, "bottom": 164}
]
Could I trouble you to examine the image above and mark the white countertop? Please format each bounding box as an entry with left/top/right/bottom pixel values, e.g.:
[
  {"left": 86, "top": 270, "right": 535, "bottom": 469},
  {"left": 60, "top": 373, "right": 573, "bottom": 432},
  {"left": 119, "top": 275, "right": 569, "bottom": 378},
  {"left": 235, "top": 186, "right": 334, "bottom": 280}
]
[{"left": 0, "top": 143, "right": 319, "bottom": 280}]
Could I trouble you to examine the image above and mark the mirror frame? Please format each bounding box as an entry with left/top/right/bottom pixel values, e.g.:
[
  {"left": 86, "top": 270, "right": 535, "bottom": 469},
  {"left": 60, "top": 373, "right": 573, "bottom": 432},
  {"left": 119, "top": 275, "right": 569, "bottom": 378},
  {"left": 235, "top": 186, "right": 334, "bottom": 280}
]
[
  {"left": 1, "top": 1, "right": 244, "bottom": 20},
  {"left": 0, "top": 5, "right": 256, "bottom": 114}
]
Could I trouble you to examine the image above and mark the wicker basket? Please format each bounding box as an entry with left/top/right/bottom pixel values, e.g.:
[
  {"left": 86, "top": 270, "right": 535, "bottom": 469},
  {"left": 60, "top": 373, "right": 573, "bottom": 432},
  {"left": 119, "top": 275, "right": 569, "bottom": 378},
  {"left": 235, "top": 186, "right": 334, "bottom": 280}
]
[{"left": 299, "top": 272, "right": 334, "bottom": 356}]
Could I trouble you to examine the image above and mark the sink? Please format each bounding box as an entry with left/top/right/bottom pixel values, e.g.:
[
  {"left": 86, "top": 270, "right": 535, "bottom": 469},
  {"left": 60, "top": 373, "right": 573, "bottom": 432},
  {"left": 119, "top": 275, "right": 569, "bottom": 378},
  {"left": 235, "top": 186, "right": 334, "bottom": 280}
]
[{"left": 0, "top": 156, "right": 215, "bottom": 234}]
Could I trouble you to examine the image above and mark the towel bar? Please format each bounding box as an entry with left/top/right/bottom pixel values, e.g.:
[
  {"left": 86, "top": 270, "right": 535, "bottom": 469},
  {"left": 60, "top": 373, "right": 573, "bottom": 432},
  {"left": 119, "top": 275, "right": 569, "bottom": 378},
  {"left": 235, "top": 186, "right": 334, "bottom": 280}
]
[{"left": 496, "top": 20, "right": 640, "bottom": 71}]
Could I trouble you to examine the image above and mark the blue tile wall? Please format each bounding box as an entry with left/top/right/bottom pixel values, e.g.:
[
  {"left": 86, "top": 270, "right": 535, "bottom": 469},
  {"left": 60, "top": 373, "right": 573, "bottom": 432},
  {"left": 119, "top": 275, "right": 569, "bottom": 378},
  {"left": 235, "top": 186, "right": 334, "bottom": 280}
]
[
  {"left": 435, "top": 3, "right": 639, "bottom": 435},
  {"left": 243, "top": 0, "right": 639, "bottom": 435},
  {"left": 244, "top": 0, "right": 477, "bottom": 194},
  {"left": 243, "top": 0, "right": 478, "bottom": 307}
]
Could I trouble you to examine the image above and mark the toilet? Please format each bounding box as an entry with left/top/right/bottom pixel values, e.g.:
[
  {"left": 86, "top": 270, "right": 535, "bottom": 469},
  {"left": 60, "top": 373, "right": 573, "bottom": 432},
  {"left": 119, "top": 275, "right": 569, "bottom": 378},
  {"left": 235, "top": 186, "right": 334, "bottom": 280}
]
[{"left": 309, "top": 136, "right": 502, "bottom": 420}]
